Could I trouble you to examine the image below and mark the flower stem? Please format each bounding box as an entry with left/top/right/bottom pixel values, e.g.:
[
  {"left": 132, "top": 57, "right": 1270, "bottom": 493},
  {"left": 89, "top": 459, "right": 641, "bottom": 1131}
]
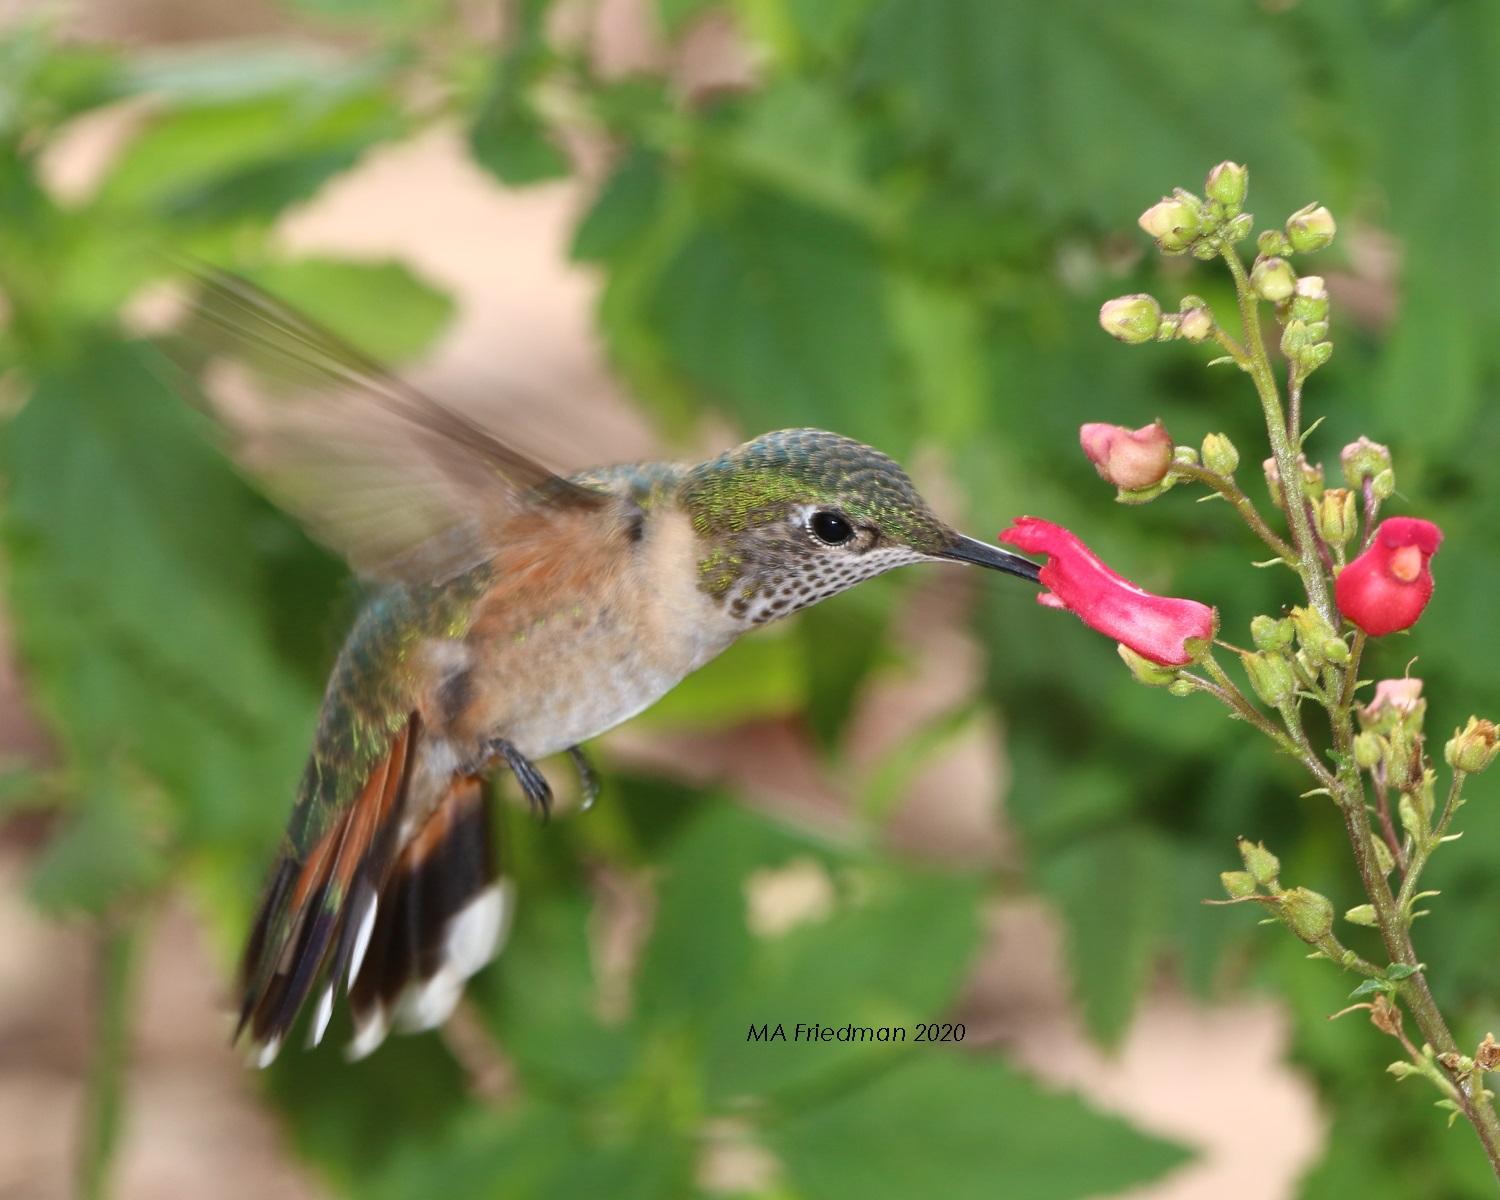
[
  {"left": 1220, "top": 246, "right": 1335, "bottom": 625},
  {"left": 1171, "top": 461, "right": 1295, "bottom": 562},
  {"left": 77, "top": 918, "right": 136, "bottom": 1200}
]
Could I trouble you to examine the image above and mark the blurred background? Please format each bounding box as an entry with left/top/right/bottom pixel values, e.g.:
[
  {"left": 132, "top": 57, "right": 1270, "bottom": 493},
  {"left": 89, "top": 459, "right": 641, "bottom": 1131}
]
[{"left": 3, "top": 0, "right": 1500, "bottom": 1197}]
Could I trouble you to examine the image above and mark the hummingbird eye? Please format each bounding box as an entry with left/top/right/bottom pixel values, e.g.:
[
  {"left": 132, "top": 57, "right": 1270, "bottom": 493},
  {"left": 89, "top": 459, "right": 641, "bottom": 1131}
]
[{"left": 809, "top": 510, "right": 855, "bottom": 546}]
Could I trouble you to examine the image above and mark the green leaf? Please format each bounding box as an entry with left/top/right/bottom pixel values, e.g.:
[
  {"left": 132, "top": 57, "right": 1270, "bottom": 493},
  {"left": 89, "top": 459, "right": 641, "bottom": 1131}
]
[
  {"left": 1347, "top": 979, "right": 1386, "bottom": 999},
  {"left": 657, "top": 0, "right": 719, "bottom": 34},
  {"left": 1038, "top": 828, "right": 1172, "bottom": 1047},
  {"left": 28, "top": 773, "right": 166, "bottom": 913},
  {"left": 240, "top": 256, "right": 455, "bottom": 364},
  {"left": 571, "top": 147, "right": 665, "bottom": 264},
  {"left": 766, "top": 1051, "right": 1192, "bottom": 1200},
  {"left": 649, "top": 192, "right": 902, "bottom": 448},
  {"left": 467, "top": 0, "right": 567, "bottom": 186}
]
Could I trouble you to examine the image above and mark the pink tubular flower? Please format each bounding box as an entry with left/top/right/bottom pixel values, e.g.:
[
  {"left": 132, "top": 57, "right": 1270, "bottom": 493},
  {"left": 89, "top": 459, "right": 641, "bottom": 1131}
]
[
  {"left": 1335, "top": 517, "right": 1443, "bottom": 637},
  {"left": 999, "top": 517, "right": 1217, "bottom": 666},
  {"left": 1360, "top": 678, "right": 1424, "bottom": 722},
  {"left": 1079, "top": 421, "right": 1174, "bottom": 491}
]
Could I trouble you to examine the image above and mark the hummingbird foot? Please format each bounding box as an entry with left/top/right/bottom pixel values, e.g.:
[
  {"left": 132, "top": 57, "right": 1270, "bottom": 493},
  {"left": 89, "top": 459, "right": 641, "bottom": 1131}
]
[
  {"left": 567, "top": 746, "right": 600, "bottom": 812},
  {"left": 486, "top": 738, "right": 553, "bottom": 822}
]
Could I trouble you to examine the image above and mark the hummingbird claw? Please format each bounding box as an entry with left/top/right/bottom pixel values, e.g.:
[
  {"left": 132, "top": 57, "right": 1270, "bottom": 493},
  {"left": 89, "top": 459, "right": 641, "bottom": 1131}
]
[
  {"left": 489, "top": 738, "right": 553, "bottom": 823},
  {"left": 567, "top": 746, "right": 600, "bottom": 812}
]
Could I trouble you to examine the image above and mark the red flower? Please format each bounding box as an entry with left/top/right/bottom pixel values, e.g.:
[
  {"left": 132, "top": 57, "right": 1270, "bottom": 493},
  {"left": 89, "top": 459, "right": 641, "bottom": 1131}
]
[
  {"left": 1335, "top": 517, "right": 1443, "bottom": 637},
  {"left": 999, "top": 517, "right": 1217, "bottom": 666},
  {"left": 1078, "top": 421, "right": 1174, "bottom": 491}
]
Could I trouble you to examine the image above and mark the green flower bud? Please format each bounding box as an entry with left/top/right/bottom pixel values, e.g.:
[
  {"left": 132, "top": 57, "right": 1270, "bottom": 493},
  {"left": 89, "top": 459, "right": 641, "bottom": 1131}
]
[
  {"left": 1118, "top": 643, "right": 1178, "bottom": 687},
  {"left": 1353, "top": 731, "right": 1384, "bottom": 770},
  {"left": 1167, "top": 678, "right": 1197, "bottom": 698},
  {"left": 1344, "top": 904, "right": 1378, "bottom": 927},
  {"left": 1398, "top": 791, "right": 1424, "bottom": 841},
  {"left": 1280, "top": 887, "right": 1334, "bottom": 944},
  {"left": 1371, "top": 468, "right": 1396, "bottom": 501},
  {"left": 1290, "top": 605, "right": 1338, "bottom": 658},
  {"left": 1099, "top": 294, "right": 1162, "bottom": 344},
  {"left": 1238, "top": 838, "right": 1281, "bottom": 888},
  {"left": 1323, "top": 637, "right": 1351, "bottom": 664},
  {"left": 1250, "top": 614, "right": 1294, "bottom": 652},
  {"left": 1298, "top": 458, "right": 1325, "bottom": 500},
  {"left": 1387, "top": 1061, "right": 1421, "bottom": 1081},
  {"left": 1242, "top": 651, "right": 1297, "bottom": 707},
  {"left": 1370, "top": 834, "right": 1395, "bottom": 876},
  {"left": 1251, "top": 256, "right": 1297, "bottom": 303},
  {"left": 1298, "top": 341, "right": 1334, "bottom": 372},
  {"left": 1223, "top": 213, "right": 1254, "bottom": 243},
  {"left": 1173, "top": 445, "right": 1200, "bottom": 467},
  {"left": 1257, "top": 228, "right": 1292, "bottom": 257},
  {"left": 1139, "top": 193, "right": 1202, "bottom": 254},
  {"left": 1316, "top": 487, "right": 1358, "bottom": 547},
  {"left": 1288, "top": 274, "right": 1330, "bottom": 323},
  {"left": 1201, "top": 433, "right": 1239, "bottom": 476},
  {"left": 1340, "top": 437, "right": 1393, "bottom": 489},
  {"left": 1221, "top": 870, "right": 1258, "bottom": 899},
  {"left": 1286, "top": 203, "right": 1337, "bottom": 253},
  {"left": 1281, "top": 318, "right": 1310, "bottom": 357},
  {"left": 1446, "top": 717, "right": 1500, "bottom": 774},
  {"left": 1205, "top": 161, "right": 1249, "bottom": 210}
]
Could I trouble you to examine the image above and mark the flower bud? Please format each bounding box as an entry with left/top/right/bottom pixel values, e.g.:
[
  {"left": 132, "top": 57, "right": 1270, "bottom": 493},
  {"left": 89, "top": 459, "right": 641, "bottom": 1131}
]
[
  {"left": 1446, "top": 717, "right": 1500, "bottom": 774},
  {"left": 1289, "top": 605, "right": 1339, "bottom": 661},
  {"left": 1398, "top": 791, "right": 1424, "bottom": 840},
  {"left": 1290, "top": 275, "right": 1330, "bottom": 322},
  {"left": 1360, "top": 678, "right": 1425, "bottom": 726},
  {"left": 1223, "top": 213, "right": 1254, "bottom": 243},
  {"left": 1340, "top": 437, "right": 1393, "bottom": 489},
  {"left": 1298, "top": 341, "right": 1334, "bottom": 372},
  {"left": 1167, "top": 678, "right": 1196, "bottom": 698},
  {"left": 1316, "top": 488, "right": 1358, "bottom": 547},
  {"left": 1262, "top": 457, "right": 1284, "bottom": 508},
  {"left": 1178, "top": 305, "right": 1214, "bottom": 343},
  {"left": 1371, "top": 468, "right": 1395, "bottom": 501},
  {"left": 1257, "top": 228, "right": 1292, "bottom": 257},
  {"left": 1286, "top": 203, "right": 1337, "bottom": 253},
  {"left": 1370, "top": 834, "right": 1395, "bottom": 876},
  {"left": 1250, "top": 614, "right": 1294, "bottom": 652},
  {"left": 1280, "top": 887, "right": 1334, "bottom": 944},
  {"left": 1205, "top": 161, "right": 1249, "bottom": 210},
  {"left": 1353, "top": 731, "right": 1384, "bottom": 770},
  {"left": 1099, "top": 294, "right": 1162, "bottom": 344},
  {"left": 1221, "top": 870, "right": 1258, "bottom": 899},
  {"left": 1079, "top": 421, "right": 1174, "bottom": 490},
  {"left": 1251, "top": 256, "right": 1297, "bottom": 302},
  {"left": 1138, "top": 193, "right": 1202, "bottom": 253},
  {"left": 1344, "top": 904, "right": 1378, "bottom": 927},
  {"left": 1118, "top": 643, "right": 1178, "bottom": 687},
  {"left": 1242, "top": 650, "right": 1297, "bottom": 707},
  {"left": 1201, "top": 433, "right": 1239, "bottom": 476},
  {"left": 1238, "top": 838, "right": 1281, "bottom": 888},
  {"left": 1299, "top": 458, "right": 1325, "bottom": 501}
]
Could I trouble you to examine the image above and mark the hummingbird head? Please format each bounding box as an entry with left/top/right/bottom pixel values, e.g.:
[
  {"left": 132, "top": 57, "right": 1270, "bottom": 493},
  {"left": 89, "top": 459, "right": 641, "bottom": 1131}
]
[{"left": 680, "top": 428, "right": 1039, "bottom": 625}]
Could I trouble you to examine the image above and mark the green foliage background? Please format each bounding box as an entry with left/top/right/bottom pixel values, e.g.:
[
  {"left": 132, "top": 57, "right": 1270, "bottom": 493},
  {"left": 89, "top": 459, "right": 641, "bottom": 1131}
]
[{"left": 4, "top": 1, "right": 1500, "bottom": 1196}]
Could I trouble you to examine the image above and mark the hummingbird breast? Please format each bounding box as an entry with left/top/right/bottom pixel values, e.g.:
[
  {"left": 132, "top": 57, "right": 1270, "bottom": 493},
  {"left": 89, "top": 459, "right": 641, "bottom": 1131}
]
[{"left": 415, "top": 503, "right": 739, "bottom": 764}]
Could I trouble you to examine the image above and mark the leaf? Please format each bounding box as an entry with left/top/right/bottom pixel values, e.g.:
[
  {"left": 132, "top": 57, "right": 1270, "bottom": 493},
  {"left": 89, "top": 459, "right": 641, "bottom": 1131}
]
[
  {"left": 657, "top": 0, "right": 719, "bottom": 34},
  {"left": 1038, "top": 827, "right": 1172, "bottom": 1047},
  {"left": 766, "top": 1051, "right": 1192, "bottom": 1200},
  {"left": 240, "top": 257, "right": 456, "bottom": 364},
  {"left": 1347, "top": 979, "right": 1386, "bottom": 999},
  {"left": 571, "top": 147, "right": 665, "bottom": 264},
  {"left": 27, "top": 773, "right": 166, "bottom": 914},
  {"left": 467, "top": 0, "right": 567, "bottom": 186},
  {"left": 649, "top": 191, "right": 902, "bottom": 448},
  {"left": 638, "top": 624, "right": 805, "bottom": 728}
]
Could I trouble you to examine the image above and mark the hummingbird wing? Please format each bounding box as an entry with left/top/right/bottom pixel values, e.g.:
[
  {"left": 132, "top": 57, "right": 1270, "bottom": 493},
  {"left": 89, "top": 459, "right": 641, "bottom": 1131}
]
[{"left": 179, "top": 265, "right": 609, "bottom": 582}]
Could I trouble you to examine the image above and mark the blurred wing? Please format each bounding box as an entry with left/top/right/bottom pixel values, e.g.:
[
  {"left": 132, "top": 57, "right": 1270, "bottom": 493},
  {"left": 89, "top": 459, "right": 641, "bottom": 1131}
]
[{"left": 181, "top": 265, "right": 607, "bottom": 582}]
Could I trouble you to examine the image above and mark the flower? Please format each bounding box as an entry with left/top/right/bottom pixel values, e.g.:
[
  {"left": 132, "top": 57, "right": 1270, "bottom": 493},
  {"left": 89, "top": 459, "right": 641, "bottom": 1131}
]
[
  {"left": 1360, "top": 678, "right": 1424, "bottom": 723},
  {"left": 1335, "top": 517, "right": 1443, "bottom": 636},
  {"left": 1446, "top": 717, "right": 1500, "bottom": 774},
  {"left": 1079, "top": 421, "right": 1174, "bottom": 490},
  {"left": 998, "top": 517, "right": 1216, "bottom": 666},
  {"left": 1138, "top": 194, "right": 1202, "bottom": 253},
  {"left": 1286, "top": 203, "right": 1337, "bottom": 253}
]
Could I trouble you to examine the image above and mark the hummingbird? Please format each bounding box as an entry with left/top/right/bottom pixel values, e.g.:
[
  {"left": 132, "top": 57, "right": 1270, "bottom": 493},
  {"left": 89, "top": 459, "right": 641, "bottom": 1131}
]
[{"left": 190, "top": 270, "right": 1040, "bottom": 1067}]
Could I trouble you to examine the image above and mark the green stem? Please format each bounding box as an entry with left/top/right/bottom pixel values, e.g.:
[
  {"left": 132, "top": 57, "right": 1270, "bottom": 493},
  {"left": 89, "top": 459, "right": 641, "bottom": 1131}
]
[
  {"left": 1396, "top": 771, "right": 1466, "bottom": 919},
  {"left": 1171, "top": 461, "right": 1295, "bottom": 562},
  {"left": 1194, "top": 656, "right": 1305, "bottom": 758},
  {"left": 1220, "top": 247, "right": 1335, "bottom": 625},
  {"left": 77, "top": 919, "right": 137, "bottom": 1200}
]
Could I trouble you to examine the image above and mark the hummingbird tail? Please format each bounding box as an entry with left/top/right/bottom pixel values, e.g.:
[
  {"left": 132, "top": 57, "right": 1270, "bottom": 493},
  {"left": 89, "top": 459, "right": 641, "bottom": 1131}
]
[
  {"left": 238, "top": 713, "right": 422, "bottom": 1066},
  {"left": 342, "top": 776, "right": 512, "bottom": 1060}
]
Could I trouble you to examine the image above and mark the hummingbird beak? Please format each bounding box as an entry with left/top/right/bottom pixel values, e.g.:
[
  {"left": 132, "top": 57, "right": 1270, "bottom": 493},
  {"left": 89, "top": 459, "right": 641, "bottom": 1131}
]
[{"left": 938, "top": 534, "right": 1042, "bottom": 583}]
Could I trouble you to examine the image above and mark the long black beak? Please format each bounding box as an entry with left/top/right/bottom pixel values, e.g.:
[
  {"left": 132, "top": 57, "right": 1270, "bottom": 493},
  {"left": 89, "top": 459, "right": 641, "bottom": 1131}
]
[{"left": 938, "top": 534, "right": 1042, "bottom": 583}]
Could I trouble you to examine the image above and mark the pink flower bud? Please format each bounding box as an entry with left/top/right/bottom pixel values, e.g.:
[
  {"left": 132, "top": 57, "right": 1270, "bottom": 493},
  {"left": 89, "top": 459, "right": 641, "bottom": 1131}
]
[
  {"left": 1078, "top": 421, "right": 1174, "bottom": 491},
  {"left": 1361, "top": 678, "right": 1424, "bottom": 721},
  {"left": 1335, "top": 517, "right": 1443, "bottom": 636},
  {"left": 998, "top": 517, "right": 1217, "bottom": 666}
]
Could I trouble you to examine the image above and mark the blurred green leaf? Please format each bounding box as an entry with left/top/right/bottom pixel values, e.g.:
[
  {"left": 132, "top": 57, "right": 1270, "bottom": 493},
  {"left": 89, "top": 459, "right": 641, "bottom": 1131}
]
[
  {"left": 28, "top": 773, "right": 166, "bottom": 913},
  {"left": 241, "top": 256, "right": 456, "bottom": 363},
  {"left": 767, "top": 1050, "right": 1192, "bottom": 1199},
  {"left": 468, "top": 0, "right": 567, "bottom": 186}
]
